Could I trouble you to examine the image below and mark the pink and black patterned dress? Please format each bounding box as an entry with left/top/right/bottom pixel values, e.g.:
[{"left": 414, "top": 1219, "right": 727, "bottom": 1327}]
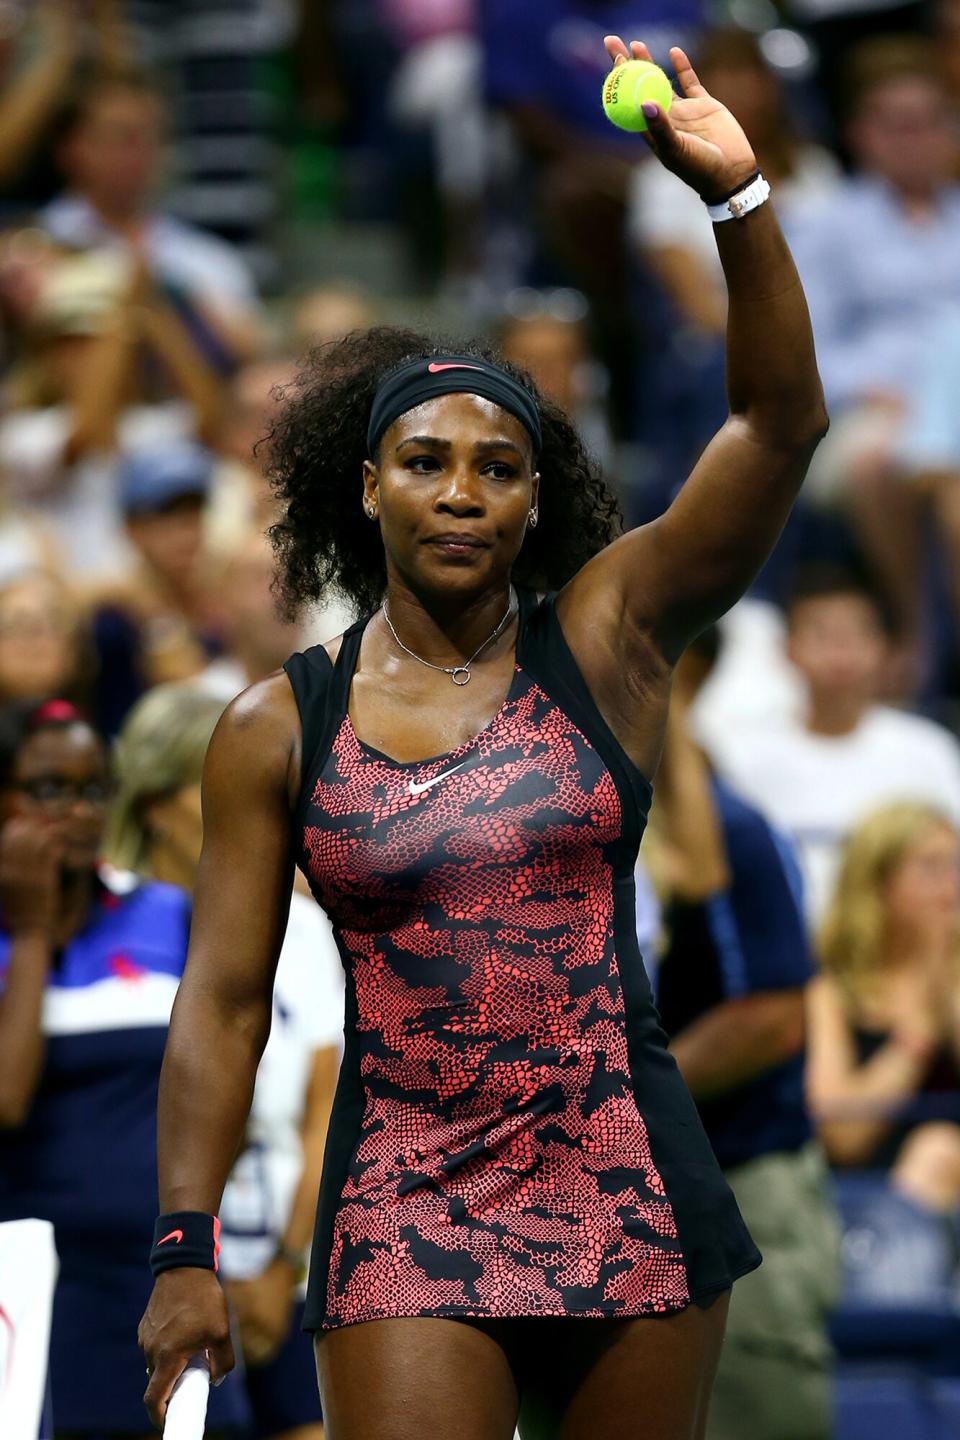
[{"left": 284, "top": 589, "right": 760, "bottom": 1332}]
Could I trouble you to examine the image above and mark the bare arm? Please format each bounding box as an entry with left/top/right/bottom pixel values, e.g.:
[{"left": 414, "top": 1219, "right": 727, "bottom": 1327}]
[
  {"left": 806, "top": 975, "right": 938, "bottom": 1166},
  {"left": 156, "top": 683, "right": 297, "bottom": 1212},
  {"left": 0, "top": 820, "right": 61, "bottom": 1128},
  {"left": 0, "top": 4, "right": 78, "bottom": 186},
  {"left": 671, "top": 990, "right": 806, "bottom": 1102},
  {"left": 653, "top": 695, "right": 729, "bottom": 899},
  {"left": 0, "top": 933, "right": 52, "bottom": 1127},
  {"left": 66, "top": 247, "right": 225, "bottom": 462},
  {"left": 138, "top": 292, "right": 225, "bottom": 446},
  {"left": 63, "top": 311, "right": 139, "bottom": 464},
  {"left": 644, "top": 207, "right": 824, "bottom": 646},
  {"left": 564, "top": 42, "right": 827, "bottom": 673},
  {"left": 140, "top": 673, "right": 301, "bottom": 1424},
  {"left": 283, "top": 1043, "right": 338, "bottom": 1254},
  {"left": 67, "top": 257, "right": 226, "bottom": 460}
]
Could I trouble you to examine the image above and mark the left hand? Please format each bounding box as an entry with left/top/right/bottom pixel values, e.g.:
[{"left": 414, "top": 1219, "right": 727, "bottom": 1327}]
[
  {"left": 604, "top": 37, "right": 758, "bottom": 202},
  {"left": 225, "top": 1258, "right": 295, "bottom": 1368}
]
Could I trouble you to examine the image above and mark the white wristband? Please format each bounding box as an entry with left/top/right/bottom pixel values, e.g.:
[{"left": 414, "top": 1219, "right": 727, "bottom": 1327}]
[{"left": 707, "top": 172, "right": 771, "bottom": 223}]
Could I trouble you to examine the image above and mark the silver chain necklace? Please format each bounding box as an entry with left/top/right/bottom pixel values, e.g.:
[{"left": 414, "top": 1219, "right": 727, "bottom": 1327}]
[{"left": 382, "top": 588, "right": 517, "bottom": 686}]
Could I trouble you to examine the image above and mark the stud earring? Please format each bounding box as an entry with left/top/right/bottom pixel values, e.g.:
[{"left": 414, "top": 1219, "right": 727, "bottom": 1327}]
[{"left": 365, "top": 504, "right": 377, "bottom": 520}]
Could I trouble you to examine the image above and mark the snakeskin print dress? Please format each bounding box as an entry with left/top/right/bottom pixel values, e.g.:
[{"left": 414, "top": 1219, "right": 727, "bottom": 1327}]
[{"left": 284, "top": 588, "right": 760, "bottom": 1331}]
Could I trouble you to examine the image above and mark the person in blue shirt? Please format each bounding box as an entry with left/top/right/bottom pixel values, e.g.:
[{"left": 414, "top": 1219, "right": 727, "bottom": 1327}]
[
  {"left": 651, "top": 631, "right": 839, "bottom": 1440},
  {"left": 0, "top": 698, "right": 248, "bottom": 1437}
]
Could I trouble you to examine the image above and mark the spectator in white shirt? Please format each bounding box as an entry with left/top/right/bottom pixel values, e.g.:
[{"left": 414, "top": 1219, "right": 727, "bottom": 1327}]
[
  {"left": 41, "top": 66, "right": 261, "bottom": 366},
  {"left": 707, "top": 564, "right": 960, "bottom": 924}
]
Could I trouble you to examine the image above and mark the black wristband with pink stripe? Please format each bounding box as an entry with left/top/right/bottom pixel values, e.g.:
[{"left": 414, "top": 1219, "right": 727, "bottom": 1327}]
[{"left": 150, "top": 1211, "right": 221, "bottom": 1276}]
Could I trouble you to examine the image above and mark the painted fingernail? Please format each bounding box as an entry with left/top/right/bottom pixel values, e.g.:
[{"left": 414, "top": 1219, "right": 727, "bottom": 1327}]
[{"left": 642, "top": 102, "right": 659, "bottom": 118}]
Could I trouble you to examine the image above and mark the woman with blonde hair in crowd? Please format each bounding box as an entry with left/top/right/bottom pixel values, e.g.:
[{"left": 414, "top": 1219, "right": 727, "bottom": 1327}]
[
  {"left": 807, "top": 802, "right": 960, "bottom": 1211},
  {"left": 107, "top": 682, "right": 340, "bottom": 1440}
]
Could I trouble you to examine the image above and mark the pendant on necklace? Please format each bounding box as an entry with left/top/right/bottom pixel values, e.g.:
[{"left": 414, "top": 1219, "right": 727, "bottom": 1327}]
[{"left": 451, "top": 667, "right": 471, "bottom": 686}]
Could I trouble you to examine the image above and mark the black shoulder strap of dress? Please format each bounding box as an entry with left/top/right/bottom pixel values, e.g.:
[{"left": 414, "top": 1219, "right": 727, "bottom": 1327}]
[
  {"left": 518, "top": 588, "right": 653, "bottom": 843},
  {"left": 283, "top": 613, "right": 369, "bottom": 816}
]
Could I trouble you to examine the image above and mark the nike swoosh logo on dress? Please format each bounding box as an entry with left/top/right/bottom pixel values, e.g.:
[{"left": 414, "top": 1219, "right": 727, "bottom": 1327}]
[{"left": 408, "top": 762, "right": 467, "bottom": 796}]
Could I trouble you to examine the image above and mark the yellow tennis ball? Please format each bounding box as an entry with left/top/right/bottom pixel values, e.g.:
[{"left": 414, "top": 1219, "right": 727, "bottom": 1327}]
[{"left": 601, "top": 59, "right": 674, "bottom": 133}]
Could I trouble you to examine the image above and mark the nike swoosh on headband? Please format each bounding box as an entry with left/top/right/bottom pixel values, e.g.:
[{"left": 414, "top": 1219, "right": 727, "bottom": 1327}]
[
  {"left": 157, "top": 1229, "right": 184, "bottom": 1246},
  {"left": 408, "top": 762, "right": 468, "bottom": 796},
  {"left": 427, "top": 362, "right": 484, "bottom": 373}
]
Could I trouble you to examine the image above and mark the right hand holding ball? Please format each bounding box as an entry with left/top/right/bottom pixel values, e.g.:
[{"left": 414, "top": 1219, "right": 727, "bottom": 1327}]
[{"left": 602, "top": 37, "right": 758, "bottom": 203}]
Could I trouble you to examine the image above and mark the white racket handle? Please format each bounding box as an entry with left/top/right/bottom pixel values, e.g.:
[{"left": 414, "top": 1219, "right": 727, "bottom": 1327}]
[{"left": 163, "top": 1354, "right": 210, "bottom": 1439}]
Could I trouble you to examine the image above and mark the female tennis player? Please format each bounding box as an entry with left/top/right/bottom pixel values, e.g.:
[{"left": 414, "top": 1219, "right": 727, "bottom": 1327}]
[{"left": 139, "top": 37, "right": 827, "bottom": 1440}]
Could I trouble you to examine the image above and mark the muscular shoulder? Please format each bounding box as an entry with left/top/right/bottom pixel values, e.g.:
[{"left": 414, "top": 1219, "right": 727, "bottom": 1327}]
[
  {"left": 207, "top": 672, "right": 302, "bottom": 805},
  {"left": 220, "top": 671, "right": 299, "bottom": 740}
]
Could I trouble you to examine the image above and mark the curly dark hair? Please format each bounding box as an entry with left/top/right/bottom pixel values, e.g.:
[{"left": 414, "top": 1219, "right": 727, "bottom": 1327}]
[{"left": 265, "top": 327, "right": 623, "bottom": 618}]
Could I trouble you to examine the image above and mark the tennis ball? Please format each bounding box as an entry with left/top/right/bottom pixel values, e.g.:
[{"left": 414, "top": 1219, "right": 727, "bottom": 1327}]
[{"left": 601, "top": 59, "right": 674, "bottom": 133}]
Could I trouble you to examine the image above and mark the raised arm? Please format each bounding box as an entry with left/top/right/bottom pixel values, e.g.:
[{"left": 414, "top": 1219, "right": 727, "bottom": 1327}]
[
  {"left": 570, "top": 40, "right": 827, "bottom": 667},
  {"left": 138, "top": 674, "right": 300, "bottom": 1426},
  {"left": 0, "top": 3, "right": 79, "bottom": 187},
  {"left": 62, "top": 277, "right": 142, "bottom": 464},
  {"left": 137, "top": 280, "right": 225, "bottom": 445}
]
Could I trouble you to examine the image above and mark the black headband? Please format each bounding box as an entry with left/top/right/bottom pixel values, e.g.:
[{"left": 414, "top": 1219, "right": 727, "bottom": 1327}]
[{"left": 367, "top": 355, "right": 543, "bottom": 459}]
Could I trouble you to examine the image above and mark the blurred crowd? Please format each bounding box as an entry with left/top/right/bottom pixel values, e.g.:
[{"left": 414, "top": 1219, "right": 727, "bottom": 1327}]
[{"left": 1, "top": 1, "right": 960, "bottom": 1438}]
